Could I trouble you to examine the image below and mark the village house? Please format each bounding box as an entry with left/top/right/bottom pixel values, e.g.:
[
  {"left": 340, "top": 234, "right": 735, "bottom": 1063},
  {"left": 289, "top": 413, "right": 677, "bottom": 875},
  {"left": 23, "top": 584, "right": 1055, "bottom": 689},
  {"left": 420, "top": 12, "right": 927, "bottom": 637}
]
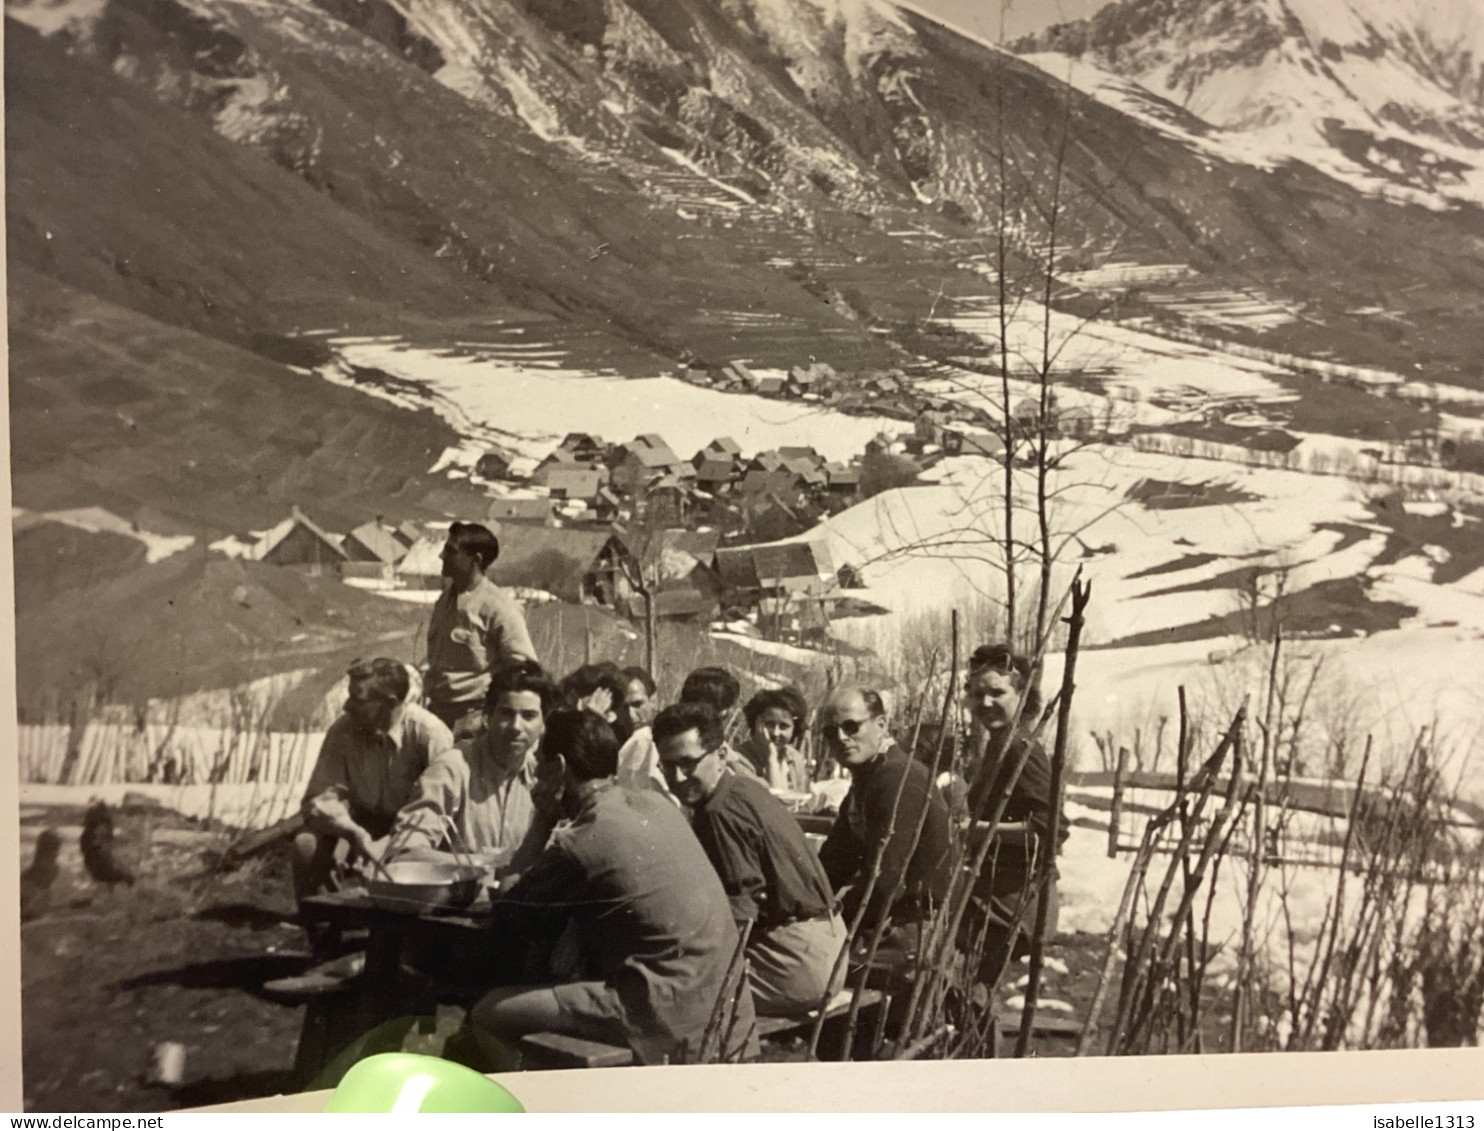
[
  {"left": 693, "top": 453, "right": 739, "bottom": 493},
  {"left": 474, "top": 448, "right": 516, "bottom": 481},
  {"left": 259, "top": 507, "right": 347, "bottom": 568},
  {"left": 755, "top": 374, "right": 787, "bottom": 397},
  {"left": 641, "top": 474, "right": 698, "bottom": 528},
  {"left": 743, "top": 492, "right": 810, "bottom": 543},
  {"left": 490, "top": 527, "right": 639, "bottom": 607},
  {"left": 824, "top": 461, "right": 862, "bottom": 496},
  {"left": 713, "top": 539, "right": 835, "bottom": 608},
  {"left": 608, "top": 434, "right": 689, "bottom": 495},
  {"left": 543, "top": 467, "right": 607, "bottom": 506}
]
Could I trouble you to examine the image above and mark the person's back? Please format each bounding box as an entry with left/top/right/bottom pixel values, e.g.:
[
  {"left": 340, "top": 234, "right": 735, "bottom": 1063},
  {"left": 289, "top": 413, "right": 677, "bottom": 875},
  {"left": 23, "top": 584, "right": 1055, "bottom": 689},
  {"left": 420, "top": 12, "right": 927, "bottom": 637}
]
[{"left": 557, "top": 784, "right": 740, "bottom": 1053}]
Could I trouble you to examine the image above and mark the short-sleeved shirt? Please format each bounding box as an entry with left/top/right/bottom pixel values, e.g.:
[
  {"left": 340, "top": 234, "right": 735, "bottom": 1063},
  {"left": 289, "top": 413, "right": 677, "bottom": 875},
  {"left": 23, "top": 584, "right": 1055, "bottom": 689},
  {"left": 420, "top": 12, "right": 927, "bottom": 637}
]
[
  {"left": 817, "top": 744, "right": 952, "bottom": 929},
  {"left": 391, "top": 736, "right": 539, "bottom": 859},
  {"left": 301, "top": 704, "right": 454, "bottom": 840},
  {"left": 424, "top": 576, "right": 537, "bottom": 717},
  {"left": 690, "top": 770, "right": 835, "bottom": 930},
  {"left": 493, "top": 782, "right": 743, "bottom": 1060}
]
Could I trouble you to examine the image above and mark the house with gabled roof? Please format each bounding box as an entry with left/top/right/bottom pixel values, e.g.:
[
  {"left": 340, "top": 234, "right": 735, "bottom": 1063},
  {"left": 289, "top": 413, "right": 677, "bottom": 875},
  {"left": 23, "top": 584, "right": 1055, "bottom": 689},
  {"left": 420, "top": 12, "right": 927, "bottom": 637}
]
[
  {"left": 825, "top": 461, "right": 862, "bottom": 495},
  {"left": 544, "top": 467, "right": 606, "bottom": 504},
  {"left": 714, "top": 539, "right": 835, "bottom": 607},
  {"left": 693, "top": 455, "right": 739, "bottom": 492},
  {"left": 608, "top": 434, "right": 688, "bottom": 494},
  {"left": 260, "top": 507, "right": 347, "bottom": 567},
  {"left": 703, "top": 436, "right": 742, "bottom": 458},
  {"left": 490, "top": 527, "right": 638, "bottom": 607}
]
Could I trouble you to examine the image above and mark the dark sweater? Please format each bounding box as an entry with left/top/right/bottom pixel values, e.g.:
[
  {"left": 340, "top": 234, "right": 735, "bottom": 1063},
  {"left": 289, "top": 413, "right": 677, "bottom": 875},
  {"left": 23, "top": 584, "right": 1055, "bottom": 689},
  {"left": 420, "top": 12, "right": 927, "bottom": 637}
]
[{"left": 817, "top": 745, "right": 952, "bottom": 929}]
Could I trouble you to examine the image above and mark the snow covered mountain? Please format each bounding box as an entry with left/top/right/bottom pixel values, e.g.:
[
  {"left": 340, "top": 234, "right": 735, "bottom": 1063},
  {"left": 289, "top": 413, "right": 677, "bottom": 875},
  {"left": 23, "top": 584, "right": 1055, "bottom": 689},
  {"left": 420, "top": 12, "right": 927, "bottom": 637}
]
[{"left": 1015, "top": 0, "right": 1484, "bottom": 209}]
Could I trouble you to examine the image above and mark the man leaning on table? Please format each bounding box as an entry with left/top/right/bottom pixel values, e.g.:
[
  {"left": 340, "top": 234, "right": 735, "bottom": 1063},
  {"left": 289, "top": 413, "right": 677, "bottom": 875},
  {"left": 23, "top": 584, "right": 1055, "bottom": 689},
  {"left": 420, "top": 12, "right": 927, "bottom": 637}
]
[
  {"left": 292, "top": 658, "right": 455, "bottom": 953},
  {"left": 388, "top": 660, "right": 560, "bottom": 872}
]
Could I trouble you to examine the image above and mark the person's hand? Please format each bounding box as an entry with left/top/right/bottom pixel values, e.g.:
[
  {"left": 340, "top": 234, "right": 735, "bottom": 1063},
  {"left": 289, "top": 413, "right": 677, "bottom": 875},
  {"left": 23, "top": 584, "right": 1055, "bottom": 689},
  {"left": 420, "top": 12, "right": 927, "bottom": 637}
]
[
  {"left": 578, "top": 686, "right": 615, "bottom": 721},
  {"left": 766, "top": 742, "right": 790, "bottom": 791}
]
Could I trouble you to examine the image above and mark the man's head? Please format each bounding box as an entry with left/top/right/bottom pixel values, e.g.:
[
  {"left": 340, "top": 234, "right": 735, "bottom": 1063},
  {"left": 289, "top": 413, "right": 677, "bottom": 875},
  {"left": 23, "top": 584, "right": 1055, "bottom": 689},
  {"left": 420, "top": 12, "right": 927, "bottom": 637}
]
[
  {"left": 820, "top": 685, "right": 890, "bottom": 769},
  {"left": 679, "top": 666, "right": 740, "bottom": 716},
  {"left": 532, "top": 708, "right": 621, "bottom": 819},
  {"left": 965, "top": 644, "right": 1040, "bottom": 735},
  {"left": 620, "top": 666, "right": 657, "bottom": 728},
  {"left": 441, "top": 521, "right": 501, "bottom": 585},
  {"left": 560, "top": 662, "right": 634, "bottom": 743},
  {"left": 483, "top": 661, "right": 561, "bottom": 772},
  {"left": 344, "top": 658, "right": 411, "bottom": 737},
  {"left": 743, "top": 688, "right": 801, "bottom": 750},
  {"left": 653, "top": 702, "right": 728, "bottom": 807}
]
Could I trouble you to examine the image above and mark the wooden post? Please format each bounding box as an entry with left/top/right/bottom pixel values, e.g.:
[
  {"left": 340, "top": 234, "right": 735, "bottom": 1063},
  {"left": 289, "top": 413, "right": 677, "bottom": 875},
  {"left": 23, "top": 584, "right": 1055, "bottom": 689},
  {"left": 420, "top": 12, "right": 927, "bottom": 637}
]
[{"left": 1108, "top": 745, "right": 1129, "bottom": 858}]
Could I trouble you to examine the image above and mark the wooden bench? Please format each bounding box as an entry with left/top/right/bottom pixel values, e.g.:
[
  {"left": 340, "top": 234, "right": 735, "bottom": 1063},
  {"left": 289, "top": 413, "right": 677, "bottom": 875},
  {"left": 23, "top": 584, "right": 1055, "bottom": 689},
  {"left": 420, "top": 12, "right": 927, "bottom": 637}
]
[
  {"left": 755, "top": 988, "right": 884, "bottom": 1041},
  {"left": 517, "top": 989, "right": 887, "bottom": 1068},
  {"left": 518, "top": 1031, "right": 636, "bottom": 1069}
]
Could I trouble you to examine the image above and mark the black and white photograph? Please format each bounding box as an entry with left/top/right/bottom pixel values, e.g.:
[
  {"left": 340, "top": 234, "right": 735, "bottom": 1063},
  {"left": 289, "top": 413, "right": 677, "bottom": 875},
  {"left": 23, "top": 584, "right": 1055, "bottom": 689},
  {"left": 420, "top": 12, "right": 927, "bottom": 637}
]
[{"left": 7, "top": 0, "right": 1484, "bottom": 1113}]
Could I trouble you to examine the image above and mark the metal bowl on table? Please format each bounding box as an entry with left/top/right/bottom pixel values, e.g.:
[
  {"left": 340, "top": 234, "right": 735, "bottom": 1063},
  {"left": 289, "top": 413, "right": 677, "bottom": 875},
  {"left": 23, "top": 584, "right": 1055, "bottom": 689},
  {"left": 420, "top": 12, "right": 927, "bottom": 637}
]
[{"left": 366, "top": 859, "right": 484, "bottom": 912}]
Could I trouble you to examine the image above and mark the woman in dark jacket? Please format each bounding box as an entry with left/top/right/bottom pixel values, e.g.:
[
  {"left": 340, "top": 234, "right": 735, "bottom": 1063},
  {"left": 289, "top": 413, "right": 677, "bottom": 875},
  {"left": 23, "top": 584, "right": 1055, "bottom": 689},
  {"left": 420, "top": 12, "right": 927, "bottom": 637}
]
[{"left": 957, "top": 644, "right": 1064, "bottom": 987}]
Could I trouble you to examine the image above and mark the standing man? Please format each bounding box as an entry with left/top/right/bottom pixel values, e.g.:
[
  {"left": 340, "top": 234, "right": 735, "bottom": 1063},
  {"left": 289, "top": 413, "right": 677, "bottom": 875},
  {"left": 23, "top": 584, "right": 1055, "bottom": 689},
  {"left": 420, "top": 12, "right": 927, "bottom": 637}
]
[
  {"left": 424, "top": 522, "right": 537, "bottom": 735},
  {"left": 816, "top": 685, "right": 951, "bottom": 951},
  {"left": 653, "top": 702, "right": 845, "bottom": 1016},
  {"left": 389, "top": 661, "right": 560, "bottom": 869},
  {"left": 466, "top": 710, "right": 755, "bottom": 1067},
  {"left": 294, "top": 659, "right": 455, "bottom": 913}
]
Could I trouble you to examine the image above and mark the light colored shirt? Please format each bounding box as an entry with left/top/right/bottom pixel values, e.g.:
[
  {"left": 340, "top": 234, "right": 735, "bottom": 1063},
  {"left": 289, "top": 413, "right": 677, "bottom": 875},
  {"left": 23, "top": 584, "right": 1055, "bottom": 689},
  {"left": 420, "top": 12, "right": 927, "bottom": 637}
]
[
  {"left": 615, "top": 726, "right": 672, "bottom": 797},
  {"left": 301, "top": 704, "right": 454, "bottom": 841},
  {"left": 424, "top": 576, "right": 537, "bottom": 716},
  {"left": 392, "top": 736, "right": 538, "bottom": 859}
]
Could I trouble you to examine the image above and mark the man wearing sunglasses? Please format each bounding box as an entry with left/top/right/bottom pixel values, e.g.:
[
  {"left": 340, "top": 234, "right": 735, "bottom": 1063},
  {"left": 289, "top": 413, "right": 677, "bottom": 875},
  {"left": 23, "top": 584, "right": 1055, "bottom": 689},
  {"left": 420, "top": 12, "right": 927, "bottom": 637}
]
[
  {"left": 653, "top": 701, "right": 846, "bottom": 1016},
  {"left": 815, "top": 685, "right": 952, "bottom": 953}
]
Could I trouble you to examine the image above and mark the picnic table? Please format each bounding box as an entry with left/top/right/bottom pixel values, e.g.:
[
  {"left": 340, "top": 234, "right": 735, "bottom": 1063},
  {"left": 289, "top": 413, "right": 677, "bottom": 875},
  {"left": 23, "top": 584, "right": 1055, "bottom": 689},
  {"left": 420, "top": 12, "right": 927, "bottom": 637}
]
[{"left": 291, "top": 889, "right": 519, "bottom": 1088}]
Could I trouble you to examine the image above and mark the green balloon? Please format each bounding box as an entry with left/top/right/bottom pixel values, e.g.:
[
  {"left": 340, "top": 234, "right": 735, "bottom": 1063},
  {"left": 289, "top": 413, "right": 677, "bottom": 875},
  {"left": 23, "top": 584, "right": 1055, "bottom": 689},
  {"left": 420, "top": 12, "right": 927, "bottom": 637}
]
[{"left": 324, "top": 1052, "right": 527, "bottom": 1113}]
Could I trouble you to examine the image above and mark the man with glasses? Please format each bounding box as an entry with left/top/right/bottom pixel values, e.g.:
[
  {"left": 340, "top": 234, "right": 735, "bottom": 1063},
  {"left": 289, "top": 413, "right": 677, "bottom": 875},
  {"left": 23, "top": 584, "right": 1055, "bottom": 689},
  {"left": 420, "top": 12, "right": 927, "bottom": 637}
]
[
  {"left": 653, "top": 701, "right": 846, "bottom": 1016},
  {"left": 816, "top": 685, "right": 952, "bottom": 951}
]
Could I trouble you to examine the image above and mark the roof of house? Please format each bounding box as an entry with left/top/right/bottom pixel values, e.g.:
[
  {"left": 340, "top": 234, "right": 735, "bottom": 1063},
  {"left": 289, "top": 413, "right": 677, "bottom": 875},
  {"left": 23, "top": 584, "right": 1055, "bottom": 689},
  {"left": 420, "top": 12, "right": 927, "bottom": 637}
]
[
  {"left": 737, "top": 469, "right": 798, "bottom": 495},
  {"left": 393, "top": 520, "right": 424, "bottom": 548},
  {"left": 705, "top": 436, "right": 742, "bottom": 456},
  {"left": 544, "top": 468, "right": 605, "bottom": 500},
  {"left": 262, "top": 508, "right": 347, "bottom": 562},
  {"left": 490, "top": 527, "right": 629, "bottom": 600},
  {"left": 756, "top": 377, "right": 786, "bottom": 395},
  {"left": 826, "top": 462, "right": 862, "bottom": 485},
  {"left": 487, "top": 498, "right": 556, "bottom": 524},
  {"left": 714, "top": 540, "right": 832, "bottom": 591},
  {"left": 618, "top": 437, "right": 682, "bottom": 469},
  {"left": 344, "top": 522, "right": 408, "bottom": 564},
  {"left": 694, "top": 458, "right": 736, "bottom": 485}
]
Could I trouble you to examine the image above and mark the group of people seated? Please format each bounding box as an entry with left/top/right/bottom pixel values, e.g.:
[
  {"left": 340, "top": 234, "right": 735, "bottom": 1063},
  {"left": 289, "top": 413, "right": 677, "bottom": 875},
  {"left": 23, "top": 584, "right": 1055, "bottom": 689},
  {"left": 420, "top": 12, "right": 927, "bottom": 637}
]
[{"left": 285, "top": 521, "right": 1064, "bottom": 1068}]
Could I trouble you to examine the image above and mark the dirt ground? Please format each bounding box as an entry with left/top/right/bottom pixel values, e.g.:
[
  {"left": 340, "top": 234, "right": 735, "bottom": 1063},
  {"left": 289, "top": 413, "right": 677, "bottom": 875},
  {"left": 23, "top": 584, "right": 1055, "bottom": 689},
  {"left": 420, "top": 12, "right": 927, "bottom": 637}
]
[{"left": 19, "top": 800, "right": 1102, "bottom": 1113}]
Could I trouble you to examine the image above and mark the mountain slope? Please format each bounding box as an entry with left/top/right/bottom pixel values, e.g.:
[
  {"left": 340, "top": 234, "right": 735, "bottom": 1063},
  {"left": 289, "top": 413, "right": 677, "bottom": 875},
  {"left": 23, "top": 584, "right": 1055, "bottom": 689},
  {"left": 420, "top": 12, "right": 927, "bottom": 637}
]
[{"left": 1014, "top": 0, "right": 1484, "bottom": 209}]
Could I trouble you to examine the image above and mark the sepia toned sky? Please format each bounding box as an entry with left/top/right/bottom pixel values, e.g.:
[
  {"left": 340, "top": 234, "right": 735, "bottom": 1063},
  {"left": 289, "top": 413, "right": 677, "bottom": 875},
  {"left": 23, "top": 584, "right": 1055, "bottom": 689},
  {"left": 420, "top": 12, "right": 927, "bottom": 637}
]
[{"left": 913, "top": 0, "right": 1116, "bottom": 43}]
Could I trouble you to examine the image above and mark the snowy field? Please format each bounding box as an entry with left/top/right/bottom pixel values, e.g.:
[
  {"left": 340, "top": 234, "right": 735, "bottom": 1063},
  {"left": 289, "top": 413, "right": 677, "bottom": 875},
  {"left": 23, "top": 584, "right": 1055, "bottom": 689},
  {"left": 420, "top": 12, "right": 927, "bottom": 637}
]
[{"left": 326, "top": 338, "right": 900, "bottom": 466}]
